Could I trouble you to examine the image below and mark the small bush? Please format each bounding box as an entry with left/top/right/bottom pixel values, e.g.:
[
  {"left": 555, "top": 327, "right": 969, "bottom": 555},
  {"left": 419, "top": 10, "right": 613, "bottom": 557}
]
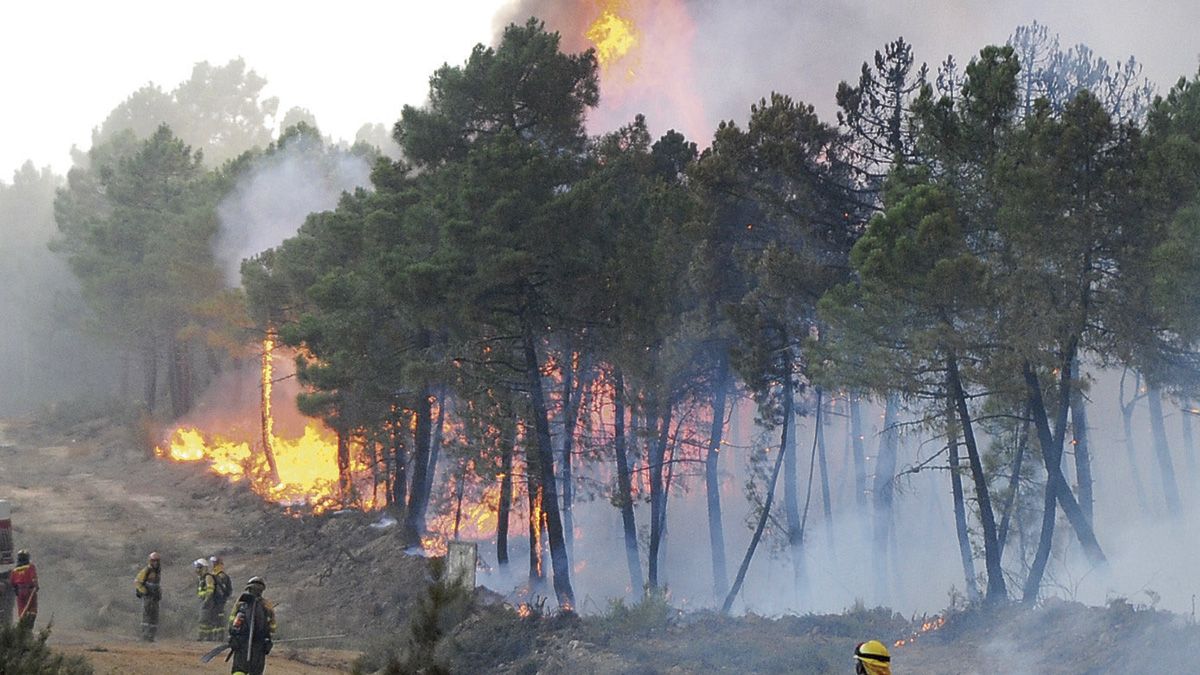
[
  {"left": 0, "top": 623, "right": 93, "bottom": 674},
  {"left": 588, "top": 589, "right": 674, "bottom": 643}
]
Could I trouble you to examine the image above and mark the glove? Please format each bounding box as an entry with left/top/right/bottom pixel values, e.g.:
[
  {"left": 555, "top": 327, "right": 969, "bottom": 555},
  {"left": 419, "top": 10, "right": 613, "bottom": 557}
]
[
  {"left": 136, "top": 590, "right": 143, "bottom": 599},
  {"left": 263, "top": 638, "right": 272, "bottom": 655}
]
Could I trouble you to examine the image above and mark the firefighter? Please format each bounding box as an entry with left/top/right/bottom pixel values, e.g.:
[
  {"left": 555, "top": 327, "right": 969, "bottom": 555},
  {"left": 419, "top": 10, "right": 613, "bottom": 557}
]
[
  {"left": 209, "top": 555, "right": 233, "bottom": 641},
  {"left": 134, "top": 551, "right": 162, "bottom": 641},
  {"left": 853, "top": 640, "right": 892, "bottom": 675},
  {"left": 10, "top": 549, "right": 37, "bottom": 630},
  {"left": 194, "top": 558, "right": 216, "bottom": 641},
  {"left": 227, "top": 576, "right": 276, "bottom": 675}
]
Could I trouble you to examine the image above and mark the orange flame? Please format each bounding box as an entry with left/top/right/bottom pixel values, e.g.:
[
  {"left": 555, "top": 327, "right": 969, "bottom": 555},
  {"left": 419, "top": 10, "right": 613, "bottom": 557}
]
[
  {"left": 587, "top": 1, "right": 638, "bottom": 74},
  {"left": 893, "top": 615, "right": 946, "bottom": 648},
  {"left": 156, "top": 335, "right": 378, "bottom": 514}
]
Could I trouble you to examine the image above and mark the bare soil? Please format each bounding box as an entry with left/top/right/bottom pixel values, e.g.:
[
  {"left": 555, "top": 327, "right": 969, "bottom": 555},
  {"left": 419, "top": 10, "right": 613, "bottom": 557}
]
[{"left": 0, "top": 418, "right": 364, "bottom": 673}]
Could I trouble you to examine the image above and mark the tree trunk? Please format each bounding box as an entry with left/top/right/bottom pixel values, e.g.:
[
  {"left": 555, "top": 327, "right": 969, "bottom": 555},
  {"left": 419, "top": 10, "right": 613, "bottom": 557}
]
[
  {"left": 336, "top": 426, "right": 352, "bottom": 502},
  {"left": 390, "top": 407, "right": 408, "bottom": 511},
  {"left": 721, "top": 385, "right": 791, "bottom": 615},
  {"left": 168, "top": 337, "right": 192, "bottom": 418},
  {"left": 997, "top": 407, "right": 1030, "bottom": 560},
  {"left": 1069, "top": 363, "right": 1093, "bottom": 525},
  {"left": 1181, "top": 400, "right": 1198, "bottom": 482},
  {"left": 1147, "top": 385, "right": 1182, "bottom": 514},
  {"left": 612, "top": 369, "right": 643, "bottom": 596},
  {"left": 648, "top": 399, "right": 673, "bottom": 590},
  {"left": 497, "top": 420, "right": 515, "bottom": 568},
  {"left": 1120, "top": 375, "right": 1150, "bottom": 513},
  {"left": 1022, "top": 360, "right": 1107, "bottom": 601},
  {"left": 783, "top": 372, "right": 803, "bottom": 592},
  {"left": 521, "top": 321, "right": 576, "bottom": 609},
  {"left": 705, "top": 356, "right": 730, "bottom": 600},
  {"left": 423, "top": 388, "right": 447, "bottom": 503},
  {"left": 815, "top": 389, "right": 833, "bottom": 548},
  {"left": 527, "top": 463, "right": 545, "bottom": 586},
  {"left": 872, "top": 395, "right": 899, "bottom": 603},
  {"left": 948, "top": 356, "right": 1007, "bottom": 604},
  {"left": 559, "top": 353, "right": 591, "bottom": 556},
  {"left": 946, "top": 391, "right": 980, "bottom": 603},
  {"left": 402, "top": 384, "right": 434, "bottom": 547}
]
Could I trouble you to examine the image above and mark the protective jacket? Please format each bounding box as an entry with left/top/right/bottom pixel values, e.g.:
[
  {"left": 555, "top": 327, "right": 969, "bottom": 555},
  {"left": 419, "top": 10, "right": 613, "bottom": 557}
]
[
  {"left": 228, "top": 591, "right": 276, "bottom": 675},
  {"left": 9, "top": 563, "right": 37, "bottom": 623},
  {"left": 134, "top": 563, "right": 161, "bottom": 641}
]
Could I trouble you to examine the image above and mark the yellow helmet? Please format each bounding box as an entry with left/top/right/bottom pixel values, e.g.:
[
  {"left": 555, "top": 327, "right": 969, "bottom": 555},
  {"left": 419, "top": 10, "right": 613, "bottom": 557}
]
[{"left": 854, "top": 640, "right": 891, "bottom": 663}]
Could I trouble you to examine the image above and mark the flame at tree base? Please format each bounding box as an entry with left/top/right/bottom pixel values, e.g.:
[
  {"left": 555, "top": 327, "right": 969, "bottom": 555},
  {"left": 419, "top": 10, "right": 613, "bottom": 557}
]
[{"left": 157, "top": 422, "right": 376, "bottom": 514}]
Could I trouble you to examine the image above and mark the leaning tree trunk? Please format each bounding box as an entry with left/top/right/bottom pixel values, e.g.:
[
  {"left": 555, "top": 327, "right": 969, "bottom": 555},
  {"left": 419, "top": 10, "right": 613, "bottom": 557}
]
[
  {"left": 612, "top": 368, "right": 643, "bottom": 596},
  {"left": 946, "top": 391, "right": 980, "bottom": 603},
  {"left": 1147, "top": 385, "right": 1182, "bottom": 514},
  {"left": 1021, "top": 359, "right": 1107, "bottom": 602},
  {"left": 705, "top": 356, "right": 731, "bottom": 600},
  {"left": 721, "top": 380, "right": 792, "bottom": 615},
  {"left": 948, "top": 356, "right": 1007, "bottom": 604},
  {"left": 522, "top": 321, "right": 576, "bottom": 610},
  {"left": 997, "top": 407, "right": 1030, "bottom": 560}
]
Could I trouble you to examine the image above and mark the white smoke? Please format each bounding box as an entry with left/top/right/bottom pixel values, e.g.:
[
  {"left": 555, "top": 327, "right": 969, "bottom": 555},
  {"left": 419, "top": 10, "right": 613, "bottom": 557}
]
[{"left": 214, "top": 141, "right": 371, "bottom": 285}]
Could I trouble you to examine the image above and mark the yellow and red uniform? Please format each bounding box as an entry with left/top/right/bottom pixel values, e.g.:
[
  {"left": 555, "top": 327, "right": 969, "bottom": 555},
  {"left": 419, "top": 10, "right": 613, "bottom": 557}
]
[{"left": 10, "top": 563, "right": 37, "bottom": 623}]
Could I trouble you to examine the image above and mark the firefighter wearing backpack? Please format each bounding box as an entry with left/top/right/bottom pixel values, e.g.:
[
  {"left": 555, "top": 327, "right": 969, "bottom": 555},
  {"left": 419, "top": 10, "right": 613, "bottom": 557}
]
[
  {"left": 194, "top": 558, "right": 218, "bottom": 641},
  {"left": 227, "top": 576, "right": 276, "bottom": 675},
  {"left": 210, "top": 555, "right": 233, "bottom": 641}
]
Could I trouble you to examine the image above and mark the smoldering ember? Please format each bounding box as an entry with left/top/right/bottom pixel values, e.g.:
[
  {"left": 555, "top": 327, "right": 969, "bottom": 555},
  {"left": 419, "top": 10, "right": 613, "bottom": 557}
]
[{"left": 3, "top": 2, "right": 1200, "bottom": 673}]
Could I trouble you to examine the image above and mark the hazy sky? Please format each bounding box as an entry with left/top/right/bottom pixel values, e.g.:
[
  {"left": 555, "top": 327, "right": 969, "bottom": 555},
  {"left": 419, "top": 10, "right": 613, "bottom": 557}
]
[
  {"left": 4, "top": 1, "right": 1200, "bottom": 179},
  {"left": 1, "top": 0, "right": 508, "bottom": 177}
]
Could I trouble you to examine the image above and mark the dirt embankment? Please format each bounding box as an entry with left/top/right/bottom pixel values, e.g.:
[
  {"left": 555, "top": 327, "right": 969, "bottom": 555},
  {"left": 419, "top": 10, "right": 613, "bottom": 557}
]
[{"left": 0, "top": 417, "right": 407, "bottom": 673}]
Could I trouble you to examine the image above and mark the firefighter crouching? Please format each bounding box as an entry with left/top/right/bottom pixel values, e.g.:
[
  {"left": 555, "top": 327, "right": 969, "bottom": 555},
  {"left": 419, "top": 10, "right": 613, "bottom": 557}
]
[
  {"left": 134, "top": 551, "right": 162, "bottom": 641},
  {"left": 228, "top": 576, "right": 276, "bottom": 675}
]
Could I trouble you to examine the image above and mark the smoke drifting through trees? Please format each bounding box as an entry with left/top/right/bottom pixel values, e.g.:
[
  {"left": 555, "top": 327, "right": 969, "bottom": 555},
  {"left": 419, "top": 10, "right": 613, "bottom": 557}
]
[{"left": 7, "top": 2, "right": 1200, "bottom": 643}]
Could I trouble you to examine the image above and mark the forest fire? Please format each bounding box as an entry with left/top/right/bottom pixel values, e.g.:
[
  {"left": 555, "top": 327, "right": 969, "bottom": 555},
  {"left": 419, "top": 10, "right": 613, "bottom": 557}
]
[
  {"left": 156, "top": 335, "right": 378, "bottom": 514},
  {"left": 893, "top": 615, "right": 946, "bottom": 648},
  {"left": 586, "top": 1, "right": 638, "bottom": 72}
]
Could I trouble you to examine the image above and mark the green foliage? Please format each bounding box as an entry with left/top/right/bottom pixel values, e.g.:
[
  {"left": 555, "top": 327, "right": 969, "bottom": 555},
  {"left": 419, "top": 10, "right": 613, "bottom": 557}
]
[
  {"left": 0, "top": 624, "right": 93, "bottom": 675},
  {"left": 355, "top": 559, "right": 474, "bottom": 675},
  {"left": 586, "top": 589, "right": 675, "bottom": 642}
]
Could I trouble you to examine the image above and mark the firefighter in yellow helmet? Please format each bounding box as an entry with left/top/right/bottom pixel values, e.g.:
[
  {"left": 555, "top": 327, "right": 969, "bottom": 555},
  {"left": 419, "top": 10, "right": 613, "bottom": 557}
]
[
  {"left": 854, "top": 640, "right": 891, "bottom": 675},
  {"left": 134, "top": 551, "right": 162, "bottom": 641}
]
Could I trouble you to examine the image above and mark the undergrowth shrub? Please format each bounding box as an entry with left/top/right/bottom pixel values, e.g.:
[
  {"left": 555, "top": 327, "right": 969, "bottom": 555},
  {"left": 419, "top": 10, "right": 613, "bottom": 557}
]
[{"left": 0, "top": 623, "right": 93, "bottom": 674}]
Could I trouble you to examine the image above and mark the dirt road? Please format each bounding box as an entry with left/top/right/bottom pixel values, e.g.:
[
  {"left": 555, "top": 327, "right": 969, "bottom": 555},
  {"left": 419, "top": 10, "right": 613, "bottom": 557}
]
[{"left": 0, "top": 419, "right": 359, "bottom": 673}]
